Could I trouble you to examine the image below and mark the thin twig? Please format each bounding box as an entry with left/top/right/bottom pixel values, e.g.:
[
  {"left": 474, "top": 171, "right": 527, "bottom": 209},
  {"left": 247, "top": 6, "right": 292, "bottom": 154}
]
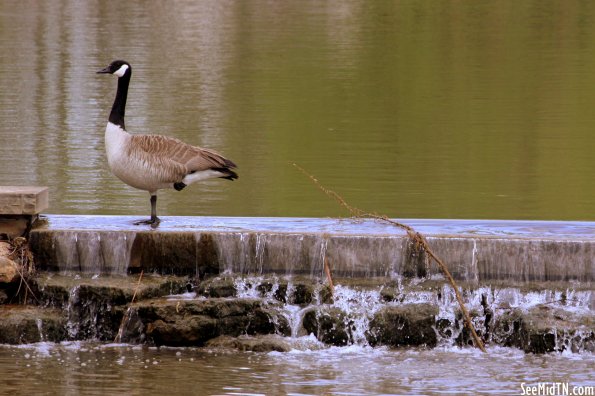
[
  {"left": 293, "top": 163, "right": 487, "bottom": 353},
  {"left": 114, "top": 270, "right": 145, "bottom": 343},
  {"left": 323, "top": 256, "right": 335, "bottom": 295},
  {"left": 131, "top": 270, "right": 144, "bottom": 304},
  {"left": 8, "top": 260, "right": 39, "bottom": 303},
  {"left": 5, "top": 238, "right": 39, "bottom": 304}
]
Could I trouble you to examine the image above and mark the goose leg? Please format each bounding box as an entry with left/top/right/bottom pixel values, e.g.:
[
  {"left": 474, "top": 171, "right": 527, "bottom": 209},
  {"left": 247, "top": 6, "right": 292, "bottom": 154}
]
[{"left": 134, "top": 194, "right": 161, "bottom": 228}]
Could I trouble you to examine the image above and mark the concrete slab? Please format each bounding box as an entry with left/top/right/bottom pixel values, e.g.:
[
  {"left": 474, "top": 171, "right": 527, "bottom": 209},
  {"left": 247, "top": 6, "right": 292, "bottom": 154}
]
[
  {"left": 29, "top": 215, "right": 595, "bottom": 283},
  {"left": 31, "top": 215, "right": 595, "bottom": 241},
  {"left": 0, "top": 186, "right": 48, "bottom": 215}
]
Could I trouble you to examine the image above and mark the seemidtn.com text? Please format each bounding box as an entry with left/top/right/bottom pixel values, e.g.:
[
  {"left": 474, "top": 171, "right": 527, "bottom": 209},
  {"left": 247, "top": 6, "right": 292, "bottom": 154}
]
[{"left": 521, "top": 383, "right": 594, "bottom": 396}]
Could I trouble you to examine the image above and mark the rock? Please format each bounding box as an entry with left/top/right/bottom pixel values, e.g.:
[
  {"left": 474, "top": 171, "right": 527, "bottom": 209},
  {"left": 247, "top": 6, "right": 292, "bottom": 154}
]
[
  {"left": 0, "top": 256, "right": 19, "bottom": 284},
  {"left": 257, "top": 281, "right": 287, "bottom": 302},
  {"left": 206, "top": 335, "right": 292, "bottom": 352},
  {"left": 30, "top": 273, "right": 188, "bottom": 340},
  {"left": 1, "top": 240, "right": 29, "bottom": 285},
  {"left": 115, "top": 307, "right": 145, "bottom": 343},
  {"left": 453, "top": 309, "right": 485, "bottom": 347},
  {"left": 435, "top": 317, "right": 454, "bottom": 339},
  {"left": 428, "top": 309, "right": 485, "bottom": 347},
  {"left": 0, "top": 216, "right": 30, "bottom": 239},
  {"left": 492, "top": 308, "right": 524, "bottom": 348},
  {"left": 257, "top": 281, "right": 315, "bottom": 305},
  {"left": 0, "top": 305, "right": 67, "bottom": 344},
  {"left": 32, "top": 274, "right": 188, "bottom": 308},
  {"left": 290, "top": 283, "right": 315, "bottom": 305},
  {"left": 121, "top": 297, "right": 290, "bottom": 346},
  {"left": 367, "top": 303, "right": 438, "bottom": 347},
  {"left": 147, "top": 316, "right": 218, "bottom": 346},
  {"left": 246, "top": 304, "right": 291, "bottom": 336},
  {"left": 302, "top": 307, "right": 352, "bottom": 346},
  {"left": 199, "top": 276, "right": 326, "bottom": 306},
  {"left": 380, "top": 287, "right": 401, "bottom": 302},
  {"left": 65, "top": 285, "right": 126, "bottom": 340},
  {"left": 0, "top": 241, "right": 12, "bottom": 256},
  {"left": 197, "top": 277, "right": 237, "bottom": 298},
  {"left": 492, "top": 306, "right": 595, "bottom": 353},
  {"left": 317, "top": 285, "right": 334, "bottom": 305}
]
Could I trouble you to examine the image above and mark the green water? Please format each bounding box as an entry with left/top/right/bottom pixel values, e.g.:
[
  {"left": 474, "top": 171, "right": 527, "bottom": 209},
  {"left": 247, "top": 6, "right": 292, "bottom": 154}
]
[{"left": 1, "top": 0, "right": 594, "bottom": 220}]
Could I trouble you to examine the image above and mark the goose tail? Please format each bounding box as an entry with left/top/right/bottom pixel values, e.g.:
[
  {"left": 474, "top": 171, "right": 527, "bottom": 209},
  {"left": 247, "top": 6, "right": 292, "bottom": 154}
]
[
  {"left": 213, "top": 166, "right": 238, "bottom": 181},
  {"left": 201, "top": 149, "right": 238, "bottom": 181}
]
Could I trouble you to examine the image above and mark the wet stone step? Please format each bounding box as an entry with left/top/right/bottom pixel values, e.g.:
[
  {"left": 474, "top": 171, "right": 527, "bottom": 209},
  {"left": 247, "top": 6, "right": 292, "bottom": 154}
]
[
  {"left": 118, "top": 297, "right": 292, "bottom": 346},
  {"left": 493, "top": 306, "right": 595, "bottom": 354},
  {"left": 366, "top": 304, "right": 439, "bottom": 347},
  {"left": 0, "top": 273, "right": 593, "bottom": 354},
  {"left": 30, "top": 273, "right": 189, "bottom": 308},
  {"left": 197, "top": 275, "right": 333, "bottom": 305},
  {"left": 0, "top": 305, "right": 66, "bottom": 344},
  {"left": 205, "top": 334, "right": 295, "bottom": 353},
  {"left": 0, "top": 273, "right": 189, "bottom": 343}
]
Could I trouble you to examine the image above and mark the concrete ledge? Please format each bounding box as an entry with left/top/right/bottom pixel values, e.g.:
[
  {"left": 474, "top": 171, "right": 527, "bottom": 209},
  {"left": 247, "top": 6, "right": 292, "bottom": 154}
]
[
  {"left": 29, "top": 215, "right": 595, "bottom": 283},
  {"left": 0, "top": 186, "right": 48, "bottom": 215}
]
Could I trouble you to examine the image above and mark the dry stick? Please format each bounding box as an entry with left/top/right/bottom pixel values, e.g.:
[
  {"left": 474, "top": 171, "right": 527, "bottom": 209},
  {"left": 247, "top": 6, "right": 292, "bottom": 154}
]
[
  {"left": 7, "top": 244, "right": 39, "bottom": 304},
  {"left": 323, "top": 256, "right": 335, "bottom": 295},
  {"left": 11, "top": 265, "right": 38, "bottom": 303},
  {"left": 131, "top": 270, "right": 144, "bottom": 304},
  {"left": 114, "top": 270, "right": 145, "bottom": 343},
  {"left": 292, "top": 163, "right": 487, "bottom": 353}
]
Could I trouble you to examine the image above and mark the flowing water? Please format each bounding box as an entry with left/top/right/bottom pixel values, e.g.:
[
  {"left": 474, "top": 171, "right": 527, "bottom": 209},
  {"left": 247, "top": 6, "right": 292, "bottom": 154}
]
[
  {"left": 0, "top": 342, "right": 593, "bottom": 396},
  {"left": 2, "top": 274, "right": 592, "bottom": 395},
  {"left": 1, "top": 1, "right": 595, "bottom": 220}
]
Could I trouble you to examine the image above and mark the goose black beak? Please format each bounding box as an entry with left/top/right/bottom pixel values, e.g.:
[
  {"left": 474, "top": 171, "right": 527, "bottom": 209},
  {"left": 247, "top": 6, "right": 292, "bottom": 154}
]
[{"left": 97, "top": 66, "right": 111, "bottom": 74}]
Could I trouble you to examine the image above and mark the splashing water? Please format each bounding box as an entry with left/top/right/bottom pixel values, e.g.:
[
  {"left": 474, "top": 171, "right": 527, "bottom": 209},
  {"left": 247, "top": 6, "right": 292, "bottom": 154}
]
[
  {"left": 233, "top": 276, "right": 264, "bottom": 299},
  {"left": 66, "top": 286, "right": 81, "bottom": 339},
  {"left": 36, "top": 319, "right": 46, "bottom": 343},
  {"left": 327, "top": 285, "right": 384, "bottom": 345},
  {"left": 198, "top": 274, "right": 594, "bottom": 353}
]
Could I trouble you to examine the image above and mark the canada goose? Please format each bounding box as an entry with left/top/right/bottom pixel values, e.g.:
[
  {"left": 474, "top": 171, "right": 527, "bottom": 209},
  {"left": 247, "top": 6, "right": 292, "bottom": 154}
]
[{"left": 97, "top": 60, "right": 238, "bottom": 227}]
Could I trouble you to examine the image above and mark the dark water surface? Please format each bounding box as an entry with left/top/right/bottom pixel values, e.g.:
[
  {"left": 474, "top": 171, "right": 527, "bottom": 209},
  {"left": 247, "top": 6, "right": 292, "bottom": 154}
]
[{"left": 1, "top": 1, "right": 595, "bottom": 220}]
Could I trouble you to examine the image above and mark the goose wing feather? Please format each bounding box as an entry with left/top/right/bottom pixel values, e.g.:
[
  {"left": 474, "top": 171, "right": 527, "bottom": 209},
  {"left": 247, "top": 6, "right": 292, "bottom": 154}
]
[{"left": 129, "top": 134, "right": 235, "bottom": 182}]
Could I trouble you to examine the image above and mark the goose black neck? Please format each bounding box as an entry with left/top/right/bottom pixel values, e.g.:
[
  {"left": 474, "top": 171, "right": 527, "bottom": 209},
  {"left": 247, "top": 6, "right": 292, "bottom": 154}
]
[{"left": 109, "top": 72, "right": 130, "bottom": 129}]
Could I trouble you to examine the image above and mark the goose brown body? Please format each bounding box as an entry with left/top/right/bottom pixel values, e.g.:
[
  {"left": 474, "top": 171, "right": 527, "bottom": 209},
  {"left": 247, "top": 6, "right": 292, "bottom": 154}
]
[{"left": 105, "top": 123, "right": 236, "bottom": 194}]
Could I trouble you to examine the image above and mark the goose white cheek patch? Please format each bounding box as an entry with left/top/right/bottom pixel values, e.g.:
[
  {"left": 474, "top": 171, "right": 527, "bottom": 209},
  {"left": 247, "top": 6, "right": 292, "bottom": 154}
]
[{"left": 114, "top": 64, "right": 129, "bottom": 77}]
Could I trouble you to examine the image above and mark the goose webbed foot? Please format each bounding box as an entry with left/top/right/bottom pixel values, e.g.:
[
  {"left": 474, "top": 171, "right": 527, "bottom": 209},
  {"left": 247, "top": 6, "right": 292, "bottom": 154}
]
[{"left": 134, "top": 216, "right": 161, "bottom": 228}]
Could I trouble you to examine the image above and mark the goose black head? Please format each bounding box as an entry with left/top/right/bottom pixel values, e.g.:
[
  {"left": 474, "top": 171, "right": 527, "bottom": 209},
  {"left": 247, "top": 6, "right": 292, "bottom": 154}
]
[{"left": 97, "top": 60, "right": 131, "bottom": 77}]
